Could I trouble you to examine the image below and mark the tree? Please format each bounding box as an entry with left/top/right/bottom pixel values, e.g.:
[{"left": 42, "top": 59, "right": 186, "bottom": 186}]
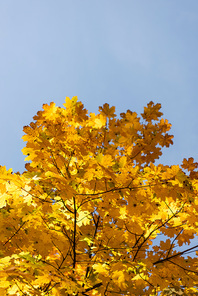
[{"left": 0, "top": 96, "right": 198, "bottom": 296}]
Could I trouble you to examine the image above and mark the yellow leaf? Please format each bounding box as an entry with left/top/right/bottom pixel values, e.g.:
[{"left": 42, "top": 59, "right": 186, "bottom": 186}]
[
  {"left": 63, "top": 96, "right": 78, "bottom": 109},
  {"left": 99, "top": 103, "right": 116, "bottom": 118},
  {"left": 77, "top": 211, "right": 91, "bottom": 227},
  {"left": 0, "top": 193, "right": 6, "bottom": 208},
  {"left": 88, "top": 113, "right": 106, "bottom": 128},
  {"left": 34, "top": 274, "right": 51, "bottom": 285},
  {"left": 119, "top": 206, "right": 127, "bottom": 219},
  {"left": 7, "top": 284, "right": 18, "bottom": 295},
  {"left": 0, "top": 280, "right": 10, "bottom": 288},
  {"left": 93, "top": 263, "right": 109, "bottom": 276},
  {"left": 176, "top": 170, "right": 187, "bottom": 183},
  {"left": 96, "top": 153, "right": 112, "bottom": 167},
  {"left": 112, "top": 270, "right": 126, "bottom": 288},
  {"left": 119, "top": 156, "right": 127, "bottom": 168}
]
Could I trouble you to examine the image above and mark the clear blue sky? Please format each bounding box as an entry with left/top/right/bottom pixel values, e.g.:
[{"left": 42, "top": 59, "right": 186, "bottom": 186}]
[{"left": 1, "top": 0, "right": 198, "bottom": 173}]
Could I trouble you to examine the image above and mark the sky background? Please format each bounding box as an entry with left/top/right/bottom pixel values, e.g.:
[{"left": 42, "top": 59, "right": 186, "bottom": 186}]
[{"left": 0, "top": 0, "right": 198, "bottom": 173}]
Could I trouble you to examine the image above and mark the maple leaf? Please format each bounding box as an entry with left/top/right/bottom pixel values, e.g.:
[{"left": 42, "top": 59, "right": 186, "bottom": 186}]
[
  {"left": 182, "top": 157, "right": 198, "bottom": 171},
  {"left": 141, "top": 101, "right": 163, "bottom": 122},
  {"left": 93, "top": 263, "right": 109, "bottom": 275},
  {"left": 77, "top": 211, "right": 91, "bottom": 227},
  {"left": 99, "top": 103, "right": 116, "bottom": 118}
]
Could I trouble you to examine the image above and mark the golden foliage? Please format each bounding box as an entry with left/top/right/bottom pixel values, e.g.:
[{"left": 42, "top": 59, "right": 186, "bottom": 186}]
[{"left": 0, "top": 97, "right": 198, "bottom": 295}]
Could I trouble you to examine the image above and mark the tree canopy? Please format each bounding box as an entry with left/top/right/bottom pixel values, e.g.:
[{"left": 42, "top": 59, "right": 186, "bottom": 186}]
[{"left": 0, "top": 97, "right": 198, "bottom": 295}]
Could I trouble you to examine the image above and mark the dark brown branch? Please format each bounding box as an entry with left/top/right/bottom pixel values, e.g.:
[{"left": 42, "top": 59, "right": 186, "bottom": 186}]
[
  {"left": 50, "top": 150, "right": 67, "bottom": 179},
  {"left": 84, "top": 282, "right": 102, "bottom": 293},
  {"left": 153, "top": 244, "right": 198, "bottom": 265},
  {"left": 62, "top": 225, "right": 73, "bottom": 246},
  {"left": 4, "top": 222, "right": 26, "bottom": 246},
  {"left": 133, "top": 203, "right": 185, "bottom": 261},
  {"left": 166, "top": 228, "right": 183, "bottom": 258},
  {"left": 73, "top": 196, "right": 77, "bottom": 270}
]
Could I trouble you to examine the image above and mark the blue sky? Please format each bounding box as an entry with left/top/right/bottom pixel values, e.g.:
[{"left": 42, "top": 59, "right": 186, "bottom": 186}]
[{"left": 0, "top": 0, "right": 198, "bottom": 173}]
